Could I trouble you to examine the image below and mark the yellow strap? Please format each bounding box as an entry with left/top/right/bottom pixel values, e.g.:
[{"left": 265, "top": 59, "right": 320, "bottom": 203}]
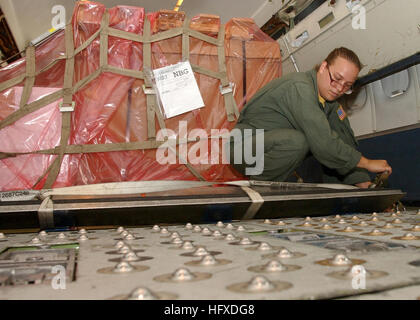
[
  {"left": 146, "top": 95, "right": 157, "bottom": 139},
  {"left": 32, "top": 159, "right": 55, "bottom": 189},
  {"left": 42, "top": 180, "right": 215, "bottom": 197},
  {"left": 150, "top": 27, "right": 183, "bottom": 42},
  {"left": 142, "top": 18, "right": 157, "bottom": 140},
  {"left": 143, "top": 18, "right": 152, "bottom": 71},
  {"left": 217, "top": 25, "right": 238, "bottom": 121},
  {"left": 169, "top": 145, "right": 206, "bottom": 181},
  {"left": 63, "top": 24, "right": 75, "bottom": 105},
  {"left": 0, "top": 140, "right": 165, "bottom": 159},
  {"left": 0, "top": 152, "right": 19, "bottom": 160},
  {"left": 37, "top": 196, "right": 54, "bottom": 229},
  {"left": 187, "top": 28, "right": 219, "bottom": 45},
  {"left": 99, "top": 11, "right": 109, "bottom": 68},
  {"left": 74, "top": 27, "right": 102, "bottom": 56},
  {"left": 19, "top": 46, "right": 36, "bottom": 108},
  {"left": 108, "top": 27, "right": 144, "bottom": 43},
  {"left": 191, "top": 63, "right": 224, "bottom": 80},
  {"left": 43, "top": 111, "right": 71, "bottom": 188},
  {"left": 72, "top": 68, "right": 102, "bottom": 93},
  {"left": 107, "top": 25, "right": 217, "bottom": 45},
  {"left": 217, "top": 26, "right": 227, "bottom": 86},
  {"left": 63, "top": 140, "right": 163, "bottom": 153},
  {"left": 0, "top": 89, "right": 64, "bottom": 130},
  {"left": 36, "top": 56, "right": 67, "bottom": 77},
  {"left": 1, "top": 134, "right": 231, "bottom": 159},
  {"left": 241, "top": 186, "right": 265, "bottom": 219},
  {"left": 104, "top": 65, "right": 144, "bottom": 79},
  {"left": 0, "top": 74, "right": 26, "bottom": 93},
  {"left": 154, "top": 102, "right": 166, "bottom": 132},
  {"left": 182, "top": 18, "right": 190, "bottom": 61},
  {"left": 44, "top": 24, "right": 76, "bottom": 189}
]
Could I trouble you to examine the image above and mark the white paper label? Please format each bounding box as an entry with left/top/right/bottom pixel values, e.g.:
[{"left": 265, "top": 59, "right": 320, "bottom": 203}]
[
  {"left": 153, "top": 61, "right": 204, "bottom": 118},
  {"left": 0, "top": 190, "right": 38, "bottom": 201}
]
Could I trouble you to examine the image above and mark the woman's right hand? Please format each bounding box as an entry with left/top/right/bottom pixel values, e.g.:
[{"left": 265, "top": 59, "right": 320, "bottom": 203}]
[{"left": 357, "top": 156, "right": 392, "bottom": 175}]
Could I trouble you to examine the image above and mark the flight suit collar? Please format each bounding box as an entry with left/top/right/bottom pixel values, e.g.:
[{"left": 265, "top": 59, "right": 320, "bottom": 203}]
[
  {"left": 308, "top": 69, "right": 318, "bottom": 97},
  {"left": 307, "top": 69, "right": 328, "bottom": 111},
  {"left": 318, "top": 94, "right": 326, "bottom": 108}
]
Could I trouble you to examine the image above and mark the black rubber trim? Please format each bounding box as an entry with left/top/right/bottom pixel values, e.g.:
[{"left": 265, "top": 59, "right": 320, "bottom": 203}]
[
  {"left": 270, "top": 0, "right": 327, "bottom": 40},
  {"left": 354, "top": 52, "right": 420, "bottom": 90},
  {"left": 293, "top": 0, "right": 328, "bottom": 25}
]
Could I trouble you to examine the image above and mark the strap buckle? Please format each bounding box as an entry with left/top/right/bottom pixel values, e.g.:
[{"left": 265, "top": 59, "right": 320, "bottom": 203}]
[
  {"left": 142, "top": 85, "right": 156, "bottom": 95},
  {"left": 59, "top": 101, "right": 75, "bottom": 112},
  {"left": 219, "top": 82, "right": 234, "bottom": 95}
]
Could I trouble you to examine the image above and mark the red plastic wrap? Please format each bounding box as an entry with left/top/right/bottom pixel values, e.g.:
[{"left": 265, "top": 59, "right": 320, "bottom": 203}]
[
  {"left": 0, "top": 1, "right": 281, "bottom": 191},
  {"left": 0, "top": 29, "right": 66, "bottom": 190}
]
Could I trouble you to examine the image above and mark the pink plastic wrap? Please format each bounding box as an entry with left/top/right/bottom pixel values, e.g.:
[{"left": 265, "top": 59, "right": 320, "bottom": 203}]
[{"left": 0, "top": 1, "right": 281, "bottom": 191}]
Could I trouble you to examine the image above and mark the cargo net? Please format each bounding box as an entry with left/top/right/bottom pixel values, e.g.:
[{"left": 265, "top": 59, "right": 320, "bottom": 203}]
[{"left": 0, "top": 1, "right": 281, "bottom": 191}]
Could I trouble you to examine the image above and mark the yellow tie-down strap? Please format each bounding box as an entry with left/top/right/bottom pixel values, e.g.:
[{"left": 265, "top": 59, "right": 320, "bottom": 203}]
[{"left": 240, "top": 186, "right": 265, "bottom": 220}]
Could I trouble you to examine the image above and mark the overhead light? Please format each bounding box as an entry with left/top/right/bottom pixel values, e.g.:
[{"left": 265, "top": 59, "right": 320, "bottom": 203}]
[{"left": 173, "top": 0, "right": 184, "bottom": 12}]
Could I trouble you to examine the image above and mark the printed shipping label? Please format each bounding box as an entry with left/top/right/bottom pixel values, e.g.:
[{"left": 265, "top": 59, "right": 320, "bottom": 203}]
[{"left": 153, "top": 61, "right": 204, "bottom": 118}]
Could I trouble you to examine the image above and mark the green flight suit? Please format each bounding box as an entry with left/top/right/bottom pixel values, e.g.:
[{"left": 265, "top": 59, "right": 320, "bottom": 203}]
[{"left": 229, "top": 69, "right": 370, "bottom": 185}]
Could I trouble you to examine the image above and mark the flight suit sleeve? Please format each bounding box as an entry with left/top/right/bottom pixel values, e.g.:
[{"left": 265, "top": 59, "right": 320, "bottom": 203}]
[
  {"left": 281, "top": 82, "right": 362, "bottom": 175},
  {"left": 326, "top": 110, "right": 371, "bottom": 184}
]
